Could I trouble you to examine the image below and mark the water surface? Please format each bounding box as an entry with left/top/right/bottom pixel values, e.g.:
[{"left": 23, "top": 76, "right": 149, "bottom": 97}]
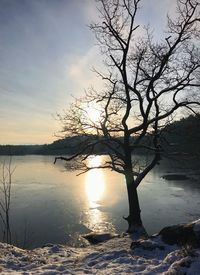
[{"left": 0, "top": 155, "right": 199, "bottom": 248}]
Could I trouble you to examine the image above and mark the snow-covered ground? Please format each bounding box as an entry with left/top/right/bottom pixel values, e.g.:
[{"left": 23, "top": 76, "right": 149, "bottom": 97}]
[{"left": 0, "top": 231, "right": 200, "bottom": 275}]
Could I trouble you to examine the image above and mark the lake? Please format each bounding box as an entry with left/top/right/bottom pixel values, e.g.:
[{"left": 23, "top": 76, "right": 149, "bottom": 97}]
[{"left": 0, "top": 155, "right": 199, "bottom": 249}]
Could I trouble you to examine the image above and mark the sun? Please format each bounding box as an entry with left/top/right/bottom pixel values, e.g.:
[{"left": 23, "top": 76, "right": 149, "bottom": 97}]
[{"left": 87, "top": 105, "right": 101, "bottom": 124}]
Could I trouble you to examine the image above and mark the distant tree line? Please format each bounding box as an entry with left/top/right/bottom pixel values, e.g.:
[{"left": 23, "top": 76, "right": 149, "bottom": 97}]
[
  {"left": 0, "top": 115, "right": 199, "bottom": 156},
  {"left": 163, "top": 115, "right": 200, "bottom": 156}
]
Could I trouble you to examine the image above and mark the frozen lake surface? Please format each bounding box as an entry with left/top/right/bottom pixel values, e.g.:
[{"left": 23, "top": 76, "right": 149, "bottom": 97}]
[{"left": 0, "top": 155, "right": 199, "bottom": 248}]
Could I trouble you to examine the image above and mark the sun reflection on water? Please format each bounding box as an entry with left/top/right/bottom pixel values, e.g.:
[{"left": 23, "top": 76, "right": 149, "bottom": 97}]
[
  {"left": 85, "top": 155, "right": 105, "bottom": 208},
  {"left": 83, "top": 155, "right": 115, "bottom": 233}
]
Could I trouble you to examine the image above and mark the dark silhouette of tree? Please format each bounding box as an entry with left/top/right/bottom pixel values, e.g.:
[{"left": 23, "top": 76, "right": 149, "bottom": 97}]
[
  {"left": 0, "top": 157, "right": 14, "bottom": 244},
  {"left": 55, "top": 0, "right": 200, "bottom": 233}
]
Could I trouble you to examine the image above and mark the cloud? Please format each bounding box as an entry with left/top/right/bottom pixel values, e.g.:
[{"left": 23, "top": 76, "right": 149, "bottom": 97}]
[
  {"left": 0, "top": 0, "right": 182, "bottom": 145},
  {"left": 135, "top": 0, "right": 178, "bottom": 40},
  {"left": 82, "top": 0, "right": 99, "bottom": 23},
  {"left": 67, "top": 46, "right": 104, "bottom": 95}
]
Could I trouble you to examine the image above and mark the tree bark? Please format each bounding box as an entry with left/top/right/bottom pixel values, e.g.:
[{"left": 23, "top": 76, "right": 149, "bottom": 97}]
[{"left": 124, "top": 172, "right": 143, "bottom": 233}]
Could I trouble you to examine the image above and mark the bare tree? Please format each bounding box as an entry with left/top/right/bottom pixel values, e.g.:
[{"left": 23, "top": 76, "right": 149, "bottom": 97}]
[
  {"left": 0, "top": 157, "right": 15, "bottom": 244},
  {"left": 55, "top": 0, "right": 200, "bottom": 233}
]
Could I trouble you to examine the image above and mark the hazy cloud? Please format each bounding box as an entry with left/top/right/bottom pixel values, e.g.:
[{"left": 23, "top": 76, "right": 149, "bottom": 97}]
[
  {"left": 67, "top": 46, "right": 104, "bottom": 94},
  {"left": 0, "top": 0, "right": 180, "bottom": 144}
]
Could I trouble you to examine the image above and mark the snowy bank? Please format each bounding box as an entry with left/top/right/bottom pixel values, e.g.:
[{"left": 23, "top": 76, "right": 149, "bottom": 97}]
[{"left": 0, "top": 220, "right": 200, "bottom": 274}]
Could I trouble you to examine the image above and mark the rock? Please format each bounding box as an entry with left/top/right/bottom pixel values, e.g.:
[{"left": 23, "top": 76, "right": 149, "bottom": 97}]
[
  {"left": 130, "top": 240, "right": 165, "bottom": 251},
  {"left": 159, "top": 219, "right": 200, "bottom": 247},
  {"left": 82, "top": 232, "right": 119, "bottom": 244},
  {"left": 162, "top": 174, "right": 189, "bottom": 181}
]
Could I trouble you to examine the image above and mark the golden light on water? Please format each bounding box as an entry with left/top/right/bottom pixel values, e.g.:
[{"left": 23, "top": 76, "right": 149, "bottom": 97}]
[
  {"left": 83, "top": 156, "right": 116, "bottom": 233},
  {"left": 85, "top": 156, "right": 105, "bottom": 208}
]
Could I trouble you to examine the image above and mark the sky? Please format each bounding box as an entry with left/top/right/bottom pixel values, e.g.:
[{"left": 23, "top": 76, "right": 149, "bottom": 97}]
[{"left": 0, "top": 0, "right": 174, "bottom": 145}]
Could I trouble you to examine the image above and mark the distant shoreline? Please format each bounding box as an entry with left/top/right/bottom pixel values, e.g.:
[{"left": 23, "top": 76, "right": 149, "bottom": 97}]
[{"left": 1, "top": 115, "right": 199, "bottom": 156}]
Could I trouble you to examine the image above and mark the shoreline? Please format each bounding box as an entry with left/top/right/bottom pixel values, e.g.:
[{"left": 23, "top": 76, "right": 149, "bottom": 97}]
[{"left": 1, "top": 219, "right": 200, "bottom": 274}]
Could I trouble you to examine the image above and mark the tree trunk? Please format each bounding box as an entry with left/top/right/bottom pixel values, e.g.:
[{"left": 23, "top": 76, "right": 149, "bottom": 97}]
[{"left": 124, "top": 172, "right": 143, "bottom": 233}]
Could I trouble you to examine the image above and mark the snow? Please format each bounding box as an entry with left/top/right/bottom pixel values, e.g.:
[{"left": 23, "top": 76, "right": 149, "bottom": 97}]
[
  {"left": 193, "top": 219, "right": 200, "bottom": 234},
  {"left": 1, "top": 233, "right": 200, "bottom": 274}
]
